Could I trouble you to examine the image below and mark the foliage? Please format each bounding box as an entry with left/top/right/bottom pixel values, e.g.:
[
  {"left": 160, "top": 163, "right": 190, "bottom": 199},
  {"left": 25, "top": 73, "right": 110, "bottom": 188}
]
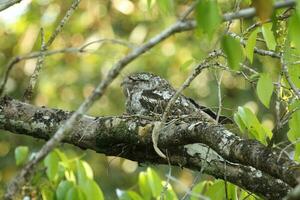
[
  {"left": 14, "top": 148, "right": 104, "bottom": 200},
  {"left": 14, "top": 147, "right": 258, "bottom": 200},
  {"left": 1, "top": 0, "right": 300, "bottom": 199}
]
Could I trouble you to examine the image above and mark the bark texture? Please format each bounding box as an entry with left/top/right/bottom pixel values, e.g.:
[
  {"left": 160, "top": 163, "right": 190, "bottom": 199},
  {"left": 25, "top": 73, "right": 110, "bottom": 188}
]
[{"left": 0, "top": 96, "right": 296, "bottom": 199}]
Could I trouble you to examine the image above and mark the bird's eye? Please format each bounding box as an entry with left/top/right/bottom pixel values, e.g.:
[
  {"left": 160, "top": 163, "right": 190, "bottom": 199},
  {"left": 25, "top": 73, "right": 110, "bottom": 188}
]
[{"left": 129, "top": 77, "right": 148, "bottom": 82}]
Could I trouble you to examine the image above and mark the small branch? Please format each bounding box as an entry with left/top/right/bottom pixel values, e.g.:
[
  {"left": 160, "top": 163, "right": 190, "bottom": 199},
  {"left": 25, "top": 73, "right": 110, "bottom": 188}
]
[
  {"left": 0, "top": 0, "right": 23, "bottom": 12},
  {"left": 152, "top": 50, "right": 223, "bottom": 158},
  {"left": 268, "top": 73, "right": 282, "bottom": 147},
  {"left": 228, "top": 32, "right": 281, "bottom": 58},
  {"left": 223, "top": 0, "right": 295, "bottom": 21},
  {"left": 0, "top": 39, "right": 133, "bottom": 97},
  {"left": 180, "top": 147, "right": 211, "bottom": 200},
  {"left": 243, "top": 10, "right": 292, "bottom": 35},
  {"left": 179, "top": 0, "right": 198, "bottom": 21},
  {"left": 23, "top": 0, "right": 81, "bottom": 101},
  {"left": 23, "top": 28, "right": 46, "bottom": 101},
  {"left": 281, "top": 55, "right": 300, "bottom": 99},
  {"left": 215, "top": 71, "right": 224, "bottom": 123}
]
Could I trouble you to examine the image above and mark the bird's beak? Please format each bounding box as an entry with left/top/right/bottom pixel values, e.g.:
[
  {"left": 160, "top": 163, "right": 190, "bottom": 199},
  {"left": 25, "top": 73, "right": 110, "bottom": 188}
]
[{"left": 121, "top": 76, "right": 132, "bottom": 86}]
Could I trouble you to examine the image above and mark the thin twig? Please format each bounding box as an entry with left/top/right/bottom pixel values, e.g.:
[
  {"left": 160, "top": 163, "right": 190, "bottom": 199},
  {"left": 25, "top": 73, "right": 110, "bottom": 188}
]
[
  {"left": 167, "top": 175, "right": 210, "bottom": 200},
  {"left": 23, "top": 0, "right": 81, "bottom": 101},
  {"left": 281, "top": 55, "right": 300, "bottom": 99},
  {"left": 179, "top": 0, "right": 198, "bottom": 21},
  {"left": 159, "top": 155, "right": 172, "bottom": 200},
  {"left": 152, "top": 50, "right": 223, "bottom": 158},
  {"left": 268, "top": 73, "right": 282, "bottom": 147},
  {"left": 23, "top": 28, "right": 46, "bottom": 101},
  {"left": 216, "top": 72, "right": 224, "bottom": 123},
  {"left": 243, "top": 11, "right": 292, "bottom": 36},
  {"left": 228, "top": 32, "right": 281, "bottom": 58},
  {"left": 180, "top": 147, "right": 211, "bottom": 200},
  {"left": 0, "top": 38, "right": 133, "bottom": 97},
  {"left": 278, "top": 138, "right": 300, "bottom": 162}
]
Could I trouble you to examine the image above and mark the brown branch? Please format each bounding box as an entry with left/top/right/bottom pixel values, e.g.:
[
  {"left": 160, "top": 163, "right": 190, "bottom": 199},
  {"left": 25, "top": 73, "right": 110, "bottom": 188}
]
[{"left": 0, "top": 97, "right": 292, "bottom": 199}]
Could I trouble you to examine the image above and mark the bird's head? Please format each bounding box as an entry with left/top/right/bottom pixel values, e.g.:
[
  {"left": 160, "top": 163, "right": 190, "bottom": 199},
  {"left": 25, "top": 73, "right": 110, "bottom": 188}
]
[{"left": 121, "top": 72, "right": 169, "bottom": 96}]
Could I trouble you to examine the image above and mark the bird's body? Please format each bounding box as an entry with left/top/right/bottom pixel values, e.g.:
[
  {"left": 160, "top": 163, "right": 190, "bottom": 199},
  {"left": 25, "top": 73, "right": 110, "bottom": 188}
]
[{"left": 122, "top": 72, "right": 231, "bottom": 124}]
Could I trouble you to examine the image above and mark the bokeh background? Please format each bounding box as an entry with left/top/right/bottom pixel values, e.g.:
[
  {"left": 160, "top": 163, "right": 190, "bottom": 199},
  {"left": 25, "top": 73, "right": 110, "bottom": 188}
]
[{"left": 0, "top": 0, "right": 279, "bottom": 199}]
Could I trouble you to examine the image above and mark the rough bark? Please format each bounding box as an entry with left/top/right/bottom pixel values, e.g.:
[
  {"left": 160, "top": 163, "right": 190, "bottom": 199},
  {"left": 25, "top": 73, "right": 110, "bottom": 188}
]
[{"left": 0, "top": 96, "right": 295, "bottom": 198}]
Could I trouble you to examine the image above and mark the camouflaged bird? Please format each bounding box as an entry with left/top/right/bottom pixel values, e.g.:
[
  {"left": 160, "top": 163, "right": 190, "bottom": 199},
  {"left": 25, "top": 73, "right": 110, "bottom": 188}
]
[
  {"left": 122, "top": 72, "right": 231, "bottom": 158},
  {"left": 122, "top": 72, "right": 231, "bottom": 123}
]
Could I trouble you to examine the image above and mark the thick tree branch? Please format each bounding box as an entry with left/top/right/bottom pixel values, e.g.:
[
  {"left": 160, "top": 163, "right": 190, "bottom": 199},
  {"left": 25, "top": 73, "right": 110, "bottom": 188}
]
[{"left": 0, "top": 97, "right": 291, "bottom": 199}]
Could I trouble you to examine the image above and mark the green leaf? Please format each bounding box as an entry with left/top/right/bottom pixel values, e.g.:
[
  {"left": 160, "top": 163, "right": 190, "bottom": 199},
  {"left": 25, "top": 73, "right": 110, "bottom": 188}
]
[
  {"left": 56, "top": 180, "right": 74, "bottom": 200},
  {"left": 294, "top": 143, "right": 300, "bottom": 162},
  {"left": 79, "top": 179, "right": 104, "bottom": 200},
  {"left": 288, "top": 64, "right": 300, "bottom": 88},
  {"left": 146, "top": 168, "right": 162, "bottom": 197},
  {"left": 261, "top": 23, "right": 276, "bottom": 50},
  {"left": 118, "top": 190, "right": 144, "bottom": 200},
  {"left": 240, "top": 189, "right": 256, "bottom": 200},
  {"left": 55, "top": 149, "right": 69, "bottom": 165},
  {"left": 65, "top": 169, "right": 76, "bottom": 182},
  {"left": 245, "top": 29, "right": 258, "bottom": 63},
  {"left": 44, "top": 151, "right": 60, "bottom": 181},
  {"left": 138, "top": 172, "right": 151, "bottom": 200},
  {"left": 76, "top": 160, "right": 94, "bottom": 184},
  {"left": 227, "top": 183, "right": 238, "bottom": 200},
  {"left": 235, "top": 106, "right": 272, "bottom": 144},
  {"left": 196, "top": 0, "right": 221, "bottom": 36},
  {"left": 234, "top": 113, "right": 247, "bottom": 133},
  {"left": 41, "top": 187, "right": 55, "bottom": 200},
  {"left": 289, "top": 12, "right": 300, "bottom": 55},
  {"left": 205, "top": 180, "right": 225, "bottom": 199},
  {"left": 66, "top": 186, "right": 86, "bottom": 200},
  {"left": 157, "top": 0, "right": 174, "bottom": 14},
  {"left": 221, "top": 35, "right": 243, "bottom": 70},
  {"left": 256, "top": 73, "right": 274, "bottom": 108},
  {"left": 15, "top": 146, "right": 29, "bottom": 166},
  {"left": 287, "top": 110, "right": 300, "bottom": 142},
  {"left": 161, "top": 181, "right": 178, "bottom": 200},
  {"left": 191, "top": 182, "right": 206, "bottom": 200}
]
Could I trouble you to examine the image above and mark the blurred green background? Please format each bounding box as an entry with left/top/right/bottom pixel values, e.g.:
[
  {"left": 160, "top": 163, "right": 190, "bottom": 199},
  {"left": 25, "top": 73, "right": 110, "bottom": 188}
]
[{"left": 0, "top": 0, "right": 279, "bottom": 199}]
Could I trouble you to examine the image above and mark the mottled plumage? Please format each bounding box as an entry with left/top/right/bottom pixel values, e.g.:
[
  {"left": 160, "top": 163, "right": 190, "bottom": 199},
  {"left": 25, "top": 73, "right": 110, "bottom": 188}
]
[{"left": 122, "top": 72, "right": 231, "bottom": 124}]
